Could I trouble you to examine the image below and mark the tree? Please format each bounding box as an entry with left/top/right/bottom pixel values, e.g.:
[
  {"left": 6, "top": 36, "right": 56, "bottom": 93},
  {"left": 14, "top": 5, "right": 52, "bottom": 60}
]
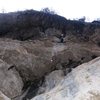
[{"left": 41, "top": 7, "right": 56, "bottom": 14}]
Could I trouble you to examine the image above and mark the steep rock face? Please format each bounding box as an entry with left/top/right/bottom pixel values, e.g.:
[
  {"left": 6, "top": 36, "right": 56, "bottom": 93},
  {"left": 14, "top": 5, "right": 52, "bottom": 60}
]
[{"left": 31, "top": 57, "right": 100, "bottom": 100}]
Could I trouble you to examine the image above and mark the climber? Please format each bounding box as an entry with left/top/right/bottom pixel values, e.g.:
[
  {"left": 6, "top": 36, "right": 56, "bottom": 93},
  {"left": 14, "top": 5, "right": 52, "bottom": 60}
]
[{"left": 60, "top": 34, "right": 64, "bottom": 43}]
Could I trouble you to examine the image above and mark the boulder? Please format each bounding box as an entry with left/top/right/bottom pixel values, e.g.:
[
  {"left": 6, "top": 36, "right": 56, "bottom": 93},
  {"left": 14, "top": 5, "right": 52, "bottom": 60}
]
[
  {"left": 31, "top": 57, "right": 100, "bottom": 100},
  {"left": 0, "top": 59, "right": 23, "bottom": 98}
]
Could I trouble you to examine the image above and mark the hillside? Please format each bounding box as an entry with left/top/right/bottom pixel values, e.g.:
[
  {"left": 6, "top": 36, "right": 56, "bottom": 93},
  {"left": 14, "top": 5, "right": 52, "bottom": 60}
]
[
  {"left": 0, "top": 10, "right": 100, "bottom": 100},
  {"left": 0, "top": 9, "right": 100, "bottom": 43}
]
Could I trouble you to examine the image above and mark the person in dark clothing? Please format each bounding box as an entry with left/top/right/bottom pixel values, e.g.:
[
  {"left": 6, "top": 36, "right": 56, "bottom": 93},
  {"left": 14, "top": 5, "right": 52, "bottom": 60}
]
[{"left": 60, "top": 34, "right": 64, "bottom": 43}]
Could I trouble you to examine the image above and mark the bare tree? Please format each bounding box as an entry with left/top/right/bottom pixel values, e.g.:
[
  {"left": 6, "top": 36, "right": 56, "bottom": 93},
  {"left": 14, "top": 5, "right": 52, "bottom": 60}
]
[{"left": 41, "top": 7, "right": 56, "bottom": 14}]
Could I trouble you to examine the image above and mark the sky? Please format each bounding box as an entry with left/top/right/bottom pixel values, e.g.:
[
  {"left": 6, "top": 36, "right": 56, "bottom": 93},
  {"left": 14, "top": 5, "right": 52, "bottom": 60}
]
[{"left": 0, "top": 0, "right": 100, "bottom": 22}]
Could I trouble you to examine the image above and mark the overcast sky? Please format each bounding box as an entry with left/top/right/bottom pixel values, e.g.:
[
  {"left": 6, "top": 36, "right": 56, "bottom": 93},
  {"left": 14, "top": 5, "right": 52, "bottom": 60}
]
[{"left": 0, "top": 0, "right": 100, "bottom": 21}]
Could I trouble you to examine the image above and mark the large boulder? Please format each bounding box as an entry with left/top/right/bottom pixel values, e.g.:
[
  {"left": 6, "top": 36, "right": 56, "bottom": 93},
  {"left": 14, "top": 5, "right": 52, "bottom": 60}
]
[
  {"left": 31, "top": 57, "right": 100, "bottom": 100},
  {"left": 0, "top": 59, "right": 23, "bottom": 98}
]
